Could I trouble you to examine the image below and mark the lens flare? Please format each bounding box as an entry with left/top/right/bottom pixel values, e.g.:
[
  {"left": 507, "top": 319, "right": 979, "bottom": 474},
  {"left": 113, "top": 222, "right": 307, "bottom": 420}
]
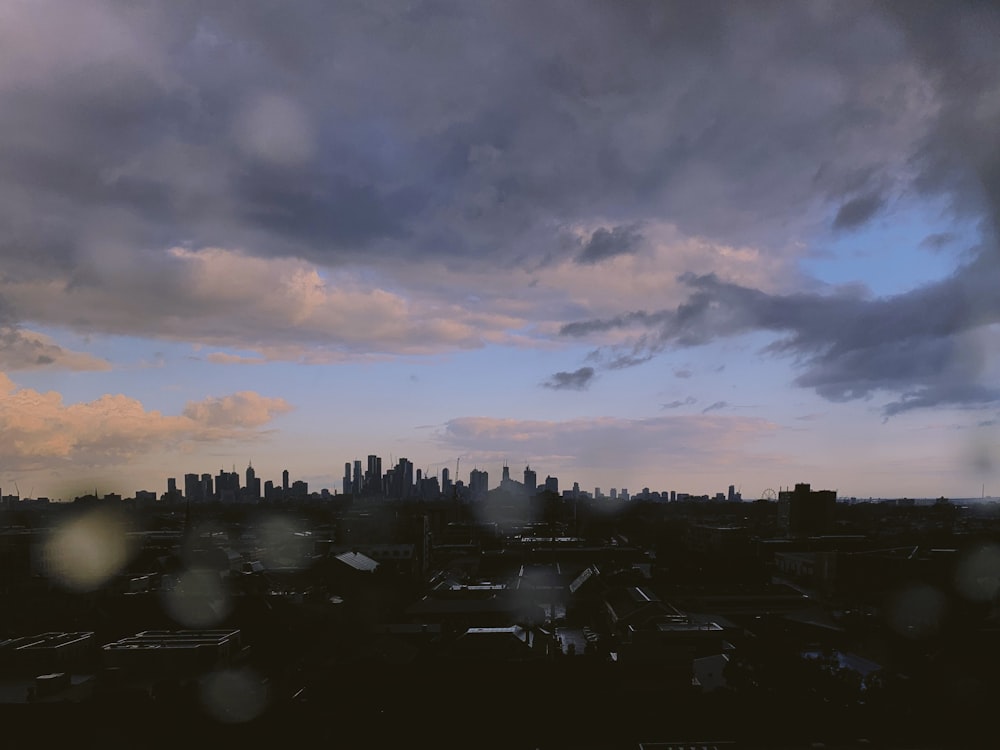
[
  {"left": 44, "top": 510, "right": 132, "bottom": 592},
  {"left": 954, "top": 544, "right": 1000, "bottom": 602},
  {"left": 200, "top": 668, "right": 269, "bottom": 724},
  {"left": 885, "top": 583, "right": 948, "bottom": 639},
  {"left": 161, "top": 568, "right": 232, "bottom": 628}
]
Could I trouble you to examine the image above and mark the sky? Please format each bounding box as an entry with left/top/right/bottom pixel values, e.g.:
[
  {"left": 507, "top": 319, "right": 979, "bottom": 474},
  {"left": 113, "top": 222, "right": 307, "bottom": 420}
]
[{"left": 2, "top": 0, "right": 1000, "bottom": 501}]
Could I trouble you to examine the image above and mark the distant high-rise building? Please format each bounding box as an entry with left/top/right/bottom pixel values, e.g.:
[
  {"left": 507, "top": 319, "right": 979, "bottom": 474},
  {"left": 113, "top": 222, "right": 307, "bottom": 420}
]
[
  {"left": 728, "top": 484, "right": 736, "bottom": 502},
  {"left": 215, "top": 469, "right": 239, "bottom": 503},
  {"left": 610, "top": 488, "right": 617, "bottom": 500},
  {"left": 545, "top": 476, "right": 559, "bottom": 494},
  {"left": 353, "top": 459, "right": 362, "bottom": 495},
  {"left": 523, "top": 466, "right": 536, "bottom": 493},
  {"left": 469, "top": 468, "right": 489, "bottom": 500},
  {"left": 245, "top": 462, "right": 261, "bottom": 501},
  {"left": 502, "top": 463, "right": 510, "bottom": 483},
  {"left": 343, "top": 462, "right": 352, "bottom": 496},
  {"left": 201, "top": 473, "right": 213, "bottom": 501},
  {"left": 184, "top": 473, "right": 200, "bottom": 501},
  {"left": 388, "top": 458, "right": 414, "bottom": 499},
  {"left": 441, "top": 467, "right": 451, "bottom": 492},
  {"left": 282, "top": 469, "right": 289, "bottom": 492},
  {"left": 366, "top": 455, "right": 382, "bottom": 495},
  {"left": 167, "top": 477, "right": 177, "bottom": 495}
]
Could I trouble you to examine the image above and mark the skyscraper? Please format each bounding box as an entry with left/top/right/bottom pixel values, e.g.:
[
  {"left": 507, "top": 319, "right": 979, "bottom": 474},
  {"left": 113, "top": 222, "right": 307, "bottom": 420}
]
[
  {"left": 282, "top": 469, "right": 289, "bottom": 492},
  {"left": 469, "top": 469, "right": 489, "bottom": 500},
  {"left": 523, "top": 466, "right": 536, "bottom": 493},
  {"left": 366, "top": 455, "right": 381, "bottom": 495},
  {"left": 245, "top": 462, "right": 261, "bottom": 501},
  {"left": 184, "top": 473, "right": 200, "bottom": 502}
]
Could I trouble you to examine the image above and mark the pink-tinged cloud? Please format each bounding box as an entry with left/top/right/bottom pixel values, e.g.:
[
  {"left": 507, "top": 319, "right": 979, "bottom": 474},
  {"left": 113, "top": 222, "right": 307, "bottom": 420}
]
[
  {"left": 0, "top": 373, "right": 292, "bottom": 470},
  {"left": 0, "top": 327, "right": 110, "bottom": 371},
  {"left": 205, "top": 352, "right": 268, "bottom": 366},
  {"left": 438, "top": 414, "right": 783, "bottom": 476}
]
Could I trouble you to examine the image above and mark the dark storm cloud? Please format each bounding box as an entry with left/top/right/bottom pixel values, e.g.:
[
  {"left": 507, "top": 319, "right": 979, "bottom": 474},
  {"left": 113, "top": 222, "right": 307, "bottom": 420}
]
[
  {"left": 661, "top": 397, "right": 697, "bottom": 410},
  {"left": 543, "top": 367, "right": 595, "bottom": 391},
  {"left": 562, "top": 259, "right": 1000, "bottom": 415},
  {"left": 0, "top": 2, "right": 957, "bottom": 281},
  {"left": 577, "top": 225, "right": 643, "bottom": 265},
  {"left": 832, "top": 193, "right": 885, "bottom": 231},
  {"left": 702, "top": 401, "right": 729, "bottom": 414},
  {"left": 552, "top": 0, "right": 1000, "bottom": 415},
  {"left": 2, "top": 0, "right": 999, "bottom": 381}
]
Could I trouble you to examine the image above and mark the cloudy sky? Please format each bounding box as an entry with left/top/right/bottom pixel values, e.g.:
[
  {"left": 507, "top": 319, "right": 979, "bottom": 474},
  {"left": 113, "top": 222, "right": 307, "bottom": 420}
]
[{"left": 2, "top": 0, "right": 1000, "bottom": 500}]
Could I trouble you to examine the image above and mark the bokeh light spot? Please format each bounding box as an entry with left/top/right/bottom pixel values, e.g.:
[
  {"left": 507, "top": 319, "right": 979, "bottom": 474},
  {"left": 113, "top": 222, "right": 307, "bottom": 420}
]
[
  {"left": 44, "top": 510, "right": 131, "bottom": 592},
  {"left": 954, "top": 544, "right": 1000, "bottom": 602},
  {"left": 200, "top": 668, "right": 269, "bottom": 724}
]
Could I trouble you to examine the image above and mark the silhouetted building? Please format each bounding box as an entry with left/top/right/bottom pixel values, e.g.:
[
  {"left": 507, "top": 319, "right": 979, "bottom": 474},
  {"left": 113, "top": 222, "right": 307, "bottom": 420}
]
[
  {"left": 366, "top": 454, "right": 382, "bottom": 495},
  {"left": 778, "top": 483, "right": 837, "bottom": 537},
  {"left": 244, "top": 462, "right": 261, "bottom": 501},
  {"left": 184, "top": 473, "right": 199, "bottom": 501},
  {"left": 545, "top": 476, "right": 559, "bottom": 494},
  {"left": 215, "top": 469, "right": 239, "bottom": 503},
  {"left": 469, "top": 469, "right": 489, "bottom": 500},
  {"left": 523, "top": 465, "right": 536, "bottom": 493}
]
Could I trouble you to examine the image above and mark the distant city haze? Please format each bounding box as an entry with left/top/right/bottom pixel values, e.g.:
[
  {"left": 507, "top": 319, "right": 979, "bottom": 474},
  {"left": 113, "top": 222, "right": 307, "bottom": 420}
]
[{"left": 1, "top": 2, "right": 999, "bottom": 501}]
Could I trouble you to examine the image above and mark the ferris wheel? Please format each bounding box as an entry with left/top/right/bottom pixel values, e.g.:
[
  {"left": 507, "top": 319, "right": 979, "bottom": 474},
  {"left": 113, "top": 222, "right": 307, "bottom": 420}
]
[{"left": 760, "top": 488, "right": 777, "bottom": 501}]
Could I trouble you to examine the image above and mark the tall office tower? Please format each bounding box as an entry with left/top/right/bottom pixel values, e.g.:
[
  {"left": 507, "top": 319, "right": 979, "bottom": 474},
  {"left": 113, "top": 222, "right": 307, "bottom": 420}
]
[
  {"left": 214, "top": 469, "right": 239, "bottom": 503},
  {"left": 245, "top": 462, "right": 261, "bottom": 501},
  {"left": 523, "top": 466, "right": 537, "bottom": 493},
  {"left": 184, "top": 473, "right": 200, "bottom": 501},
  {"left": 343, "top": 462, "right": 352, "bottom": 496},
  {"left": 353, "top": 459, "right": 362, "bottom": 495},
  {"left": 441, "top": 467, "right": 451, "bottom": 491},
  {"left": 594, "top": 487, "right": 601, "bottom": 499},
  {"left": 544, "top": 476, "right": 559, "bottom": 494},
  {"left": 670, "top": 490, "right": 676, "bottom": 502},
  {"left": 282, "top": 469, "right": 289, "bottom": 492},
  {"left": 728, "top": 484, "right": 736, "bottom": 502},
  {"left": 610, "top": 488, "right": 617, "bottom": 500},
  {"left": 366, "top": 455, "right": 381, "bottom": 494},
  {"left": 399, "top": 458, "right": 414, "bottom": 498},
  {"left": 167, "top": 478, "right": 177, "bottom": 498},
  {"left": 502, "top": 463, "right": 510, "bottom": 483},
  {"left": 469, "top": 468, "right": 489, "bottom": 500},
  {"left": 416, "top": 468, "right": 422, "bottom": 484},
  {"left": 201, "top": 473, "right": 213, "bottom": 501}
]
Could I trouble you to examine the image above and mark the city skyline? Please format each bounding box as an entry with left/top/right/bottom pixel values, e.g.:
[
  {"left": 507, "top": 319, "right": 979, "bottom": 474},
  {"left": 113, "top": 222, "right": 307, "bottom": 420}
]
[{"left": 2, "top": 3, "right": 1000, "bottom": 501}]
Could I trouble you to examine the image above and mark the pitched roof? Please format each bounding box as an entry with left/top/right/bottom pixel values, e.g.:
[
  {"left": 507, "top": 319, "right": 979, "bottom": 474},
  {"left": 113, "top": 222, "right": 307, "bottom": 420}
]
[{"left": 334, "top": 551, "right": 379, "bottom": 572}]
